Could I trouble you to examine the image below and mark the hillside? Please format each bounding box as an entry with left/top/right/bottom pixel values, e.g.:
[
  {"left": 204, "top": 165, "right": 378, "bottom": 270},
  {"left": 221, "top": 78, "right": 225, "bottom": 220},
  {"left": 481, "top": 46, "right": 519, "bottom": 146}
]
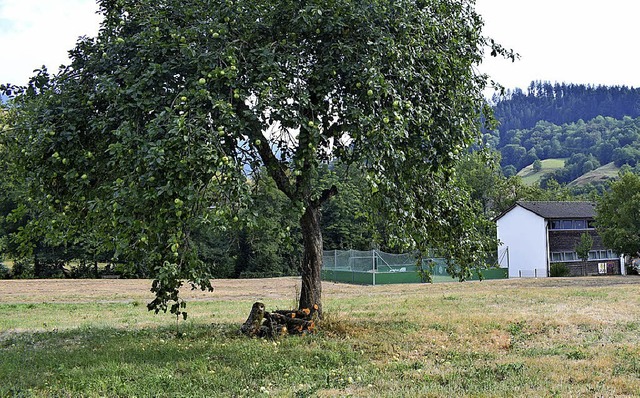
[
  {"left": 516, "top": 158, "right": 566, "bottom": 186},
  {"left": 568, "top": 162, "right": 619, "bottom": 186},
  {"left": 489, "top": 82, "right": 640, "bottom": 187},
  {"left": 515, "top": 158, "right": 620, "bottom": 188}
]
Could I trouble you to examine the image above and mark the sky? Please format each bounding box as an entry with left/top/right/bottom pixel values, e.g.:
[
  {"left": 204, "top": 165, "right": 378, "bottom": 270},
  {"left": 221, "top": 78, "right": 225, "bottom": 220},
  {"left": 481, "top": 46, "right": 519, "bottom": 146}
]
[
  {"left": 0, "top": 0, "right": 101, "bottom": 87},
  {"left": 1, "top": 0, "right": 640, "bottom": 93},
  {"left": 475, "top": 0, "right": 640, "bottom": 92}
]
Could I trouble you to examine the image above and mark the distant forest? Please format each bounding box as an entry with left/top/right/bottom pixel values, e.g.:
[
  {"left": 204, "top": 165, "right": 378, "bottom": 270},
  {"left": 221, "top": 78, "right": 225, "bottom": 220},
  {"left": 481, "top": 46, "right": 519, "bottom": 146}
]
[{"left": 488, "top": 81, "right": 640, "bottom": 180}]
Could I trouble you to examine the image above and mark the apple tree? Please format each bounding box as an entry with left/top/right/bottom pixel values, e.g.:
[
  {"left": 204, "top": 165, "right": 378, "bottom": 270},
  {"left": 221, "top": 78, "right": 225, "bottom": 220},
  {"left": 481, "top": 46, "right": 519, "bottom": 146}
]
[{"left": 1, "top": 0, "right": 511, "bottom": 317}]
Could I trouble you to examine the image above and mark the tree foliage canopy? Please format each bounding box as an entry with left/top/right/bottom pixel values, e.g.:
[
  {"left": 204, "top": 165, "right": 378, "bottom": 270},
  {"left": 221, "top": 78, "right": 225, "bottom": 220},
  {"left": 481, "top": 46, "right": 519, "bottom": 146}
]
[
  {"left": 596, "top": 172, "right": 640, "bottom": 257},
  {"left": 491, "top": 82, "right": 640, "bottom": 139},
  {"left": 1, "top": 0, "right": 509, "bottom": 315},
  {"left": 575, "top": 232, "right": 593, "bottom": 263}
]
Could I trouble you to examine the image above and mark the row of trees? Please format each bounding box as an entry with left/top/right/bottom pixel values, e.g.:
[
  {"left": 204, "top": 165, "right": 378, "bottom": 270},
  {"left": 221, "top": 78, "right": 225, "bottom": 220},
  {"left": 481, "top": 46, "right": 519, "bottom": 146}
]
[
  {"left": 490, "top": 81, "right": 640, "bottom": 140},
  {"left": 0, "top": 148, "right": 516, "bottom": 277},
  {"left": 4, "top": 107, "right": 640, "bottom": 281},
  {"left": 596, "top": 172, "right": 640, "bottom": 262}
]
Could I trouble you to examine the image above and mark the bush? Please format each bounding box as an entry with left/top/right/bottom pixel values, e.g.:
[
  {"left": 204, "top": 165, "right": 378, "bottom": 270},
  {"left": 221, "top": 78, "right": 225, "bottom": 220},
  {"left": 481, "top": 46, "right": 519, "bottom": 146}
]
[
  {"left": 532, "top": 159, "right": 542, "bottom": 172},
  {"left": 11, "top": 258, "right": 34, "bottom": 279},
  {"left": 0, "top": 262, "right": 10, "bottom": 279},
  {"left": 550, "top": 263, "right": 570, "bottom": 277},
  {"left": 69, "top": 261, "right": 99, "bottom": 278}
]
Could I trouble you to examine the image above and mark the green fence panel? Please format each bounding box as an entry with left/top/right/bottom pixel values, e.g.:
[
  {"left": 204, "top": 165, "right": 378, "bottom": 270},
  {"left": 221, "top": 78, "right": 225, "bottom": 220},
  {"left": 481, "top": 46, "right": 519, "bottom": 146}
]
[
  {"left": 476, "top": 268, "right": 509, "bottom": 280},
  {"left": 321, "top": 270, "right": 373, "bottom": 285},
  {"left": 371, "top": 271, "right": 423, "bottom": 284}
]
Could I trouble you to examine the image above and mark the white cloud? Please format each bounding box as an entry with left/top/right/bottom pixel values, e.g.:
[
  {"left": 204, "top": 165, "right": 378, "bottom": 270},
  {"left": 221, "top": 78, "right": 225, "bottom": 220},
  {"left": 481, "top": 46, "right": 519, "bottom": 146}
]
[{"left": 0, "top": 0, "right": 101, "bottom": 86}]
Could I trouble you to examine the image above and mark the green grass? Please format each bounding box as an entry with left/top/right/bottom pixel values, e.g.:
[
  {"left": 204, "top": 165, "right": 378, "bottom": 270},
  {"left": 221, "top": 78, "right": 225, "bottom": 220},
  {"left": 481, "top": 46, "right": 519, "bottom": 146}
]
[
  {"left": 1, "top": 324, "right": 369, "bottom": 397},
  {"left": 2, "top": 277, "right": 640, "bottom": 396},
  {"left": 517, "top": 158, "right": 567, "bottom": 185}
]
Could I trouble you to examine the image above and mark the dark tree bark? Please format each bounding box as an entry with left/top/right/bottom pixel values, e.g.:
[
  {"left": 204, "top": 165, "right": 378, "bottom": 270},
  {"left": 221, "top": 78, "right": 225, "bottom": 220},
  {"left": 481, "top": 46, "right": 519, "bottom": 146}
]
[{"left": 299, "top": 204, "right": 323, "bottom": 317}]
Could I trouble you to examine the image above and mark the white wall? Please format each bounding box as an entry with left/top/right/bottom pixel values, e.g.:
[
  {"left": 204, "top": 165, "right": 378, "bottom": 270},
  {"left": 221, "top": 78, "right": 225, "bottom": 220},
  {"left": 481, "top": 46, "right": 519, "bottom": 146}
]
[{"left": 497, "top": 206, "right": 548, "bottom": 278}]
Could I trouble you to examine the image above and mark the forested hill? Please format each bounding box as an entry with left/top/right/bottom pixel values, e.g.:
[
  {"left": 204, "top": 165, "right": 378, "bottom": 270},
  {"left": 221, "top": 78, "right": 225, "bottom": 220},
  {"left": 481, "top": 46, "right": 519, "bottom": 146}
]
[
  {"left": 487, "top": 82, "right": 640, "bottom": 180},
  {"left": 498, "top": 116, "right": 640, "bottom": 182},
  {"left": 490, "top": 81, "right": 640, "bottom": 144}
]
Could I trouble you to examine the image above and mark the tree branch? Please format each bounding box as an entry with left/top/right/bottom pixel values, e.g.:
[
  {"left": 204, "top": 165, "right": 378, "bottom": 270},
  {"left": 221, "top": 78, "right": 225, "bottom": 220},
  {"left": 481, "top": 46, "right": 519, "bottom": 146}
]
[
  {"left": 311, "top": 184, "right": 338, "bottom": 208},
  {"left": 234, "top": 100, "right": 296, "bottom": 201}
]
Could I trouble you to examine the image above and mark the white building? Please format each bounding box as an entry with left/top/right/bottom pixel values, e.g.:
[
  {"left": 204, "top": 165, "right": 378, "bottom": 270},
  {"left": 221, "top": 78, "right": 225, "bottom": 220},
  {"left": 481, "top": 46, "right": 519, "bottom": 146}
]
[{"left": 496, "top": 201, "right": 624, "bottom": 278}]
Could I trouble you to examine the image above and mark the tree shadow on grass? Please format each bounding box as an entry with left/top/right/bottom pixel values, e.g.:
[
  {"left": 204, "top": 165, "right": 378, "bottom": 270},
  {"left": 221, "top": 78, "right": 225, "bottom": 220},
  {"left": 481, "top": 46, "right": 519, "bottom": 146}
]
[{"left": 0, "top": 322, "right": 369, "bottom": 397}]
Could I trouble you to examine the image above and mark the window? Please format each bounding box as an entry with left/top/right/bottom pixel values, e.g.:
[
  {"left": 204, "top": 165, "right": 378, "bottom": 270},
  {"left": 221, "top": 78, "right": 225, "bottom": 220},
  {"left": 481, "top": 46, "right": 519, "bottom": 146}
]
[
  {"left": 564, "top": 252, "right": 577, "bottom": 261},
  {"left": 573, "top": 220, "right": 586, "bottom": 229},
  {"left": 548, "top": 219, "right": 593, "bottom": 230},
  {"left": 586, "top": 250, "right": 618, "bottom": 260},
  {"left": 550, "top": 252, "right": 579, "bottom": 262}
]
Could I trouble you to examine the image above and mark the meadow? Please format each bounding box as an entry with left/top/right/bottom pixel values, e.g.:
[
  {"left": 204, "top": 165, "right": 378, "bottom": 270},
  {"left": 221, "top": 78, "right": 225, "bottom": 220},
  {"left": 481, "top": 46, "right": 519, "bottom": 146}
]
[
  {"left": 1, "top": 276, "right": 640, "bottom": 397},
  {"left": 517, "top": 158, "right": 566, "bottom": 186}
]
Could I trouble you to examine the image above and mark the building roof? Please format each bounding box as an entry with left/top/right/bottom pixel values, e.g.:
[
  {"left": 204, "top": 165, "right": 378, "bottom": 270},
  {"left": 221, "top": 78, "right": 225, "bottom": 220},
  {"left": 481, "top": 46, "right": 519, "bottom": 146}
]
[
  {"left": 518, "top": 201, "right": 596, "bottom": 219},
  {"left": 495, "top": 201, "right": 596, "bottom": 221}
]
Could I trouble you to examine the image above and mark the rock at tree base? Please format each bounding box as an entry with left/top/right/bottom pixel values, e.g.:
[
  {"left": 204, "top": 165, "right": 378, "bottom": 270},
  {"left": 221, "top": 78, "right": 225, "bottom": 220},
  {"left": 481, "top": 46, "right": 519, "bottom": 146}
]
[{"left": 240, "top": 302, "right": 316, "bottom": 338}]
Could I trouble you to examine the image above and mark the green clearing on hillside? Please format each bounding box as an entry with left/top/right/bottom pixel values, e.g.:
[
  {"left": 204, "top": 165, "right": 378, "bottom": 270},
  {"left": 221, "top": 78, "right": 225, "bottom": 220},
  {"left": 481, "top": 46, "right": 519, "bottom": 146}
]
[
  {"left": 517, "top": 159, "right": 620, "bottom": 187},
  {"left": 569, "top": 162, "right": 620, "bottom": 186},
  {"left": 517, "top": 158, "right": 566, "bottom": 185},
  {"left": 2, "top": 277, "right": 640, "bottom": 397}
]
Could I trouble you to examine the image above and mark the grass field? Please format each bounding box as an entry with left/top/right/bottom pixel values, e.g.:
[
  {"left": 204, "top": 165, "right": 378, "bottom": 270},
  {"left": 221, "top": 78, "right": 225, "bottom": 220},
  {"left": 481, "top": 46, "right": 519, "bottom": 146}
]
[
  {"left": 517, "top": 158, "right": 566, "bottom": 186},
  {"left": 2, "top": 277, "right": 640, "bottom": 397}
]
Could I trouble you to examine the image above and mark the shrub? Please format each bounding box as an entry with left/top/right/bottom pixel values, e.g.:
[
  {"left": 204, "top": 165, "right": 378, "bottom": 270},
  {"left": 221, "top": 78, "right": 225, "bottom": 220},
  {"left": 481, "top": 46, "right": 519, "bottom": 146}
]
[
  {"left": 626, "top": 263, "right": 639, "bottom": 275},
  {"left": 69, "top": 261, "right": 99, "bottom": 278},
  {"left": 0, "top": 262, "right": 10, "bottom": 279},
  {"left": 11, "top": 258, "right": 34, "bottom": 278},
  {"left": 550, "top": 263, "right": 570, "bottom": 277}
]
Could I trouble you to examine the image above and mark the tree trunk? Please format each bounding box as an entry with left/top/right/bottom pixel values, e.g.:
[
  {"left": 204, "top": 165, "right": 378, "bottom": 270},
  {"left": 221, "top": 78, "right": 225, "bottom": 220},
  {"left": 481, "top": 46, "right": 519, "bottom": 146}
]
[
  {"left": 34, "top": 254, "right": 42, "bottom": 277},
  {"left": 299, "top": 204, "right": 323, "bottom": 318}
]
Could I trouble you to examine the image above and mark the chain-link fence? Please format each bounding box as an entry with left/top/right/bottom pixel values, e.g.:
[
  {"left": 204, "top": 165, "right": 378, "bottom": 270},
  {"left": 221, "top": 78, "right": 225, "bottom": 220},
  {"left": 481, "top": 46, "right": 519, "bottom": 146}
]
[{"left": 321, "top": 249, "right": 507, "bottom": 285}]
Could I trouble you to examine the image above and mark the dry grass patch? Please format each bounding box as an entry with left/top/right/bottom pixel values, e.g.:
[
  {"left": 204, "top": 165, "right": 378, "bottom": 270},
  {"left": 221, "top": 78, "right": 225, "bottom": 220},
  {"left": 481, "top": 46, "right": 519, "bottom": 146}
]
[{"left": 2, "top": 276, "right": 640, "bottom": 396}]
